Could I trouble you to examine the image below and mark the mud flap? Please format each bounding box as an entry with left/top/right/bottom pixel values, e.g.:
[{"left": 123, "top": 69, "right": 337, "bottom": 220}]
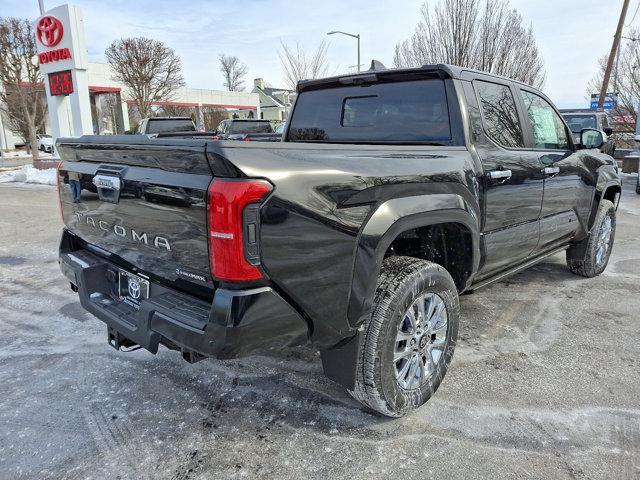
[{"left": 320, "top": 332, "right": 361, "bottom": 390}]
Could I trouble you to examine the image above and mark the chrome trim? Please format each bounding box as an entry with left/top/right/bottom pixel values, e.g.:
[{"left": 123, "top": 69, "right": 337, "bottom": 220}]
[
  {"left": 92, "top": 174, "right": 122, "bottom": 191},
  {"left": 66, "top": 253, "right": 90, "bottom": 269},
  {"left": 488, "top": 169, "right": 512, "bottom": 180}
]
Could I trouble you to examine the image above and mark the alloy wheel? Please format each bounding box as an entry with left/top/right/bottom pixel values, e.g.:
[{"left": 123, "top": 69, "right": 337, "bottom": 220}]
[{"left": 394, "top": 292, "right": 448, "bottom": 390}]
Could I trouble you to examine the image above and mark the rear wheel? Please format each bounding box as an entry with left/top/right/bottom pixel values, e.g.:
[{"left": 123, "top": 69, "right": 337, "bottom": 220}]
[
  {"left": 349, "top": 256, "right": 459, "bottom": 417},
  {"left": 636, "top": 176, "right": 640, "bottom": 194},
  {"left": 566, "top": 199, "right": 616, "bottom": 277}
]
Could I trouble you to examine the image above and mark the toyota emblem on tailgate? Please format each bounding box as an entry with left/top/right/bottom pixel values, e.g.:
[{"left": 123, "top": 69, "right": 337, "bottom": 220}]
[{"left": 128, "top": 277, "right": 141, "bottom": 300}]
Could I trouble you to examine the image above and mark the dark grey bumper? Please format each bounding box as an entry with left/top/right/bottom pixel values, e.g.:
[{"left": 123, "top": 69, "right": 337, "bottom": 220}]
[{"left": 59, "top": 241, "right": 308, "bottom": 360}]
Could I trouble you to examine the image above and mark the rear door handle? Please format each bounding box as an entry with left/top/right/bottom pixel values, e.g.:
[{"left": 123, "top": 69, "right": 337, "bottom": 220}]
[
  {"left": 488, "top": 169, "right": 512, "bottom": 180},
  {"left": 544, "top": 166, "right": 560, "bottom": 176}
]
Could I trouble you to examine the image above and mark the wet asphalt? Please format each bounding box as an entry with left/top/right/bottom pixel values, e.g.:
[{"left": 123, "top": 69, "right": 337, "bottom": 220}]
[{"left": 0, "top": 177, "right": 639, "bottom": 480}]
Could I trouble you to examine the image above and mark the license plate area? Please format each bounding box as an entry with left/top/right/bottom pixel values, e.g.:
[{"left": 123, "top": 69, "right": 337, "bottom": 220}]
[{"left": 119, "top": 270, "right": 150, "bottom": 308}]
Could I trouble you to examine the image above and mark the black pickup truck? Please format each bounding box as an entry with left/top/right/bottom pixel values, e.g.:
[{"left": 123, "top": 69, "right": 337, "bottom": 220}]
[
  {"left": 57, "top": 64, "right": 621, "bottom": 417},
  {"left": 213, "top": 119, "right": 280, "bottom": 141}
]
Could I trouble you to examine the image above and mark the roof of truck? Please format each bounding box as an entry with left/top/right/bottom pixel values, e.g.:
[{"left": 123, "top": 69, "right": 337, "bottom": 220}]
[{"left": 297, "top": 63, "right": 538, "bottom": 92}]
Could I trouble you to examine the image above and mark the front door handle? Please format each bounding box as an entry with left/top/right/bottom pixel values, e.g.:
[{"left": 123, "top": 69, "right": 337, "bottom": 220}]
[
  {"left": 544, "top": 166, "right": 560, "bottom": 176},
  {"left": 488, "top": 169, "right": 512, "bottom": 181}
]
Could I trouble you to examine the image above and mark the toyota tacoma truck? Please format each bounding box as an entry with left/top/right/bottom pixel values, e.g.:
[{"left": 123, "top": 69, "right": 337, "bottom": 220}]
[{"left": 57, "top": 64, "right": 621, "bottom": 417}]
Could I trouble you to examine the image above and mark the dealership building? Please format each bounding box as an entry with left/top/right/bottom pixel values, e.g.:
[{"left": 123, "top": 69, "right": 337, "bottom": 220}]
[
  {"left": 0, "top": 60, "right": 261, "bottom": 150},
  {"left": 86, "top": 62, "right": 261, "bottom": 134}
]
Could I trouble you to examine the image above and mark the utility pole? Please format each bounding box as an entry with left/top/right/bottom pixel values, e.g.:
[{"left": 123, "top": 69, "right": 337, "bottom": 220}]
[
  {"left": 38, "top": 0, "right": 45, "bottom": 15},
  {"left": 598, "top": 0, "right": 631, "bottom": 108}
]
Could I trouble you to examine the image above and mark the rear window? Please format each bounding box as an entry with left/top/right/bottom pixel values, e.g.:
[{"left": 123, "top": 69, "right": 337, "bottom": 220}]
[
  {"left": 229, "top": 122, "right": 273, "bottom": 134},
  {"left": 288, "top": 79, "right": 452, "bottom": 144},
  {"left": 562, "top": 114, "right": 597, "bottom": 133},
  {"left": 147, "top": 119, "right": 195, "bottom": 134}
]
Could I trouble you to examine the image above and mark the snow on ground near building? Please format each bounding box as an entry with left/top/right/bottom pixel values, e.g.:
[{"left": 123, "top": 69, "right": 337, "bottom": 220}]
[{"left": 0, "top": 165, "right": 57, "bottom": 186}]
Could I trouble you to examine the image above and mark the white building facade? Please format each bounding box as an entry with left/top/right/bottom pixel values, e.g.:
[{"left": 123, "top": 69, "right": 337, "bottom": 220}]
[{"left": 0, "top": 61, "right": 261, "bottom": 149}]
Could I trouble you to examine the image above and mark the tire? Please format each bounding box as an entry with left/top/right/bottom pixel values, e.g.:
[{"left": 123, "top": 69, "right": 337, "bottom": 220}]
[
  {"left": 636, "top": 177, "right": 640, "bottom": 195},
  {"left": 566, "top": 199, "right": 616, "bottom": 277},
  {"left": 348, "top": 256, "right": 459, "bottom": 417}
]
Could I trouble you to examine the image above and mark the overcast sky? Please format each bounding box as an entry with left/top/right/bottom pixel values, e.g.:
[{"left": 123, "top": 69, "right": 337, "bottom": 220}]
[{"left": 4, "top": 0, "right": 630, "bottom": 108}]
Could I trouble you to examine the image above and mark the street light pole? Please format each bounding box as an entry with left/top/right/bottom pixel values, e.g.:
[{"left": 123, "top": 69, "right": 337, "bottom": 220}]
[
  {"left": 327, "top": 30, "right": 361, "bottom": 72},
  {"left": 38, "top": 0, "right": 45, "bottom": 15},
  {"left": 357, "top": 34, "right": 360, "bottom": 73}
]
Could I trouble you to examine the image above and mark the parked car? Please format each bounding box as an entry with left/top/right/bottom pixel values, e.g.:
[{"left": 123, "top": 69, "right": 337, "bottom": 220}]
[
  {"left": 213, "top": 119, "right": 275, "bottom": 140},
  {"left": 561, "top": 110, "right": 615, "bottom": 156},
  {"left": 56, "top": 64, "right": 620, "bottom": 417},
  {"left": 37, "top": 134, "right": 54, "bottom": 153},
  {"left": 135, "top": 117, "right": 196, "bottom": 135}
]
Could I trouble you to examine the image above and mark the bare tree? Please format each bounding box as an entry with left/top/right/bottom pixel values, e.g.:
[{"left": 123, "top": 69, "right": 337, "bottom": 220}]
[
  {"left": 588, "top": 31, "right": 640, "bottom": 146},
  {"left": 219, "top": 54, "right": 247, "bottom": 92},
  {"left": 156, "top": 104, "right": 193, "bottom": 117},
  {"left": 105, "top": 37, "right": 185, "bottom": 119},
  {"left": 0, "top": 18, "right": 47, "bottom": 161},
  {"left": 278, "top": 40, "right": 329, "bottom": 90},
  {"left": 393, "top": 0, "right": 545, "bottom": 88},
  {"left": 202, "top": 108, "right": 229, "bottom": 131}
]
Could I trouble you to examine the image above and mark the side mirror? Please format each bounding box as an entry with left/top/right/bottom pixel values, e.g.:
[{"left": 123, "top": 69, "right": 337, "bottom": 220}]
[
  {"left": 580, "top": 128, "right": 604, "bottom": 149},
  {"left": 603, "top": 127, "right": 613, "bottom": 136}
]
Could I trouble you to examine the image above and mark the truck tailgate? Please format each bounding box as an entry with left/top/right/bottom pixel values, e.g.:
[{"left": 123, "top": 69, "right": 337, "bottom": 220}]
[{"left": 57, "top": 138, "right": 215, "bottom": 291}]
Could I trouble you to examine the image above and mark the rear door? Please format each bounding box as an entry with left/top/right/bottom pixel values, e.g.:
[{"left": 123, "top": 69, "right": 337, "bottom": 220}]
[
  {"left": 57, "top": 138, "right": 214, "bottom": 290},
  {"left": 515, "top": 88, "right": 593, "bottom": 251},
  {"left": 465, "top": 76, "right": 544, "bottom": 277}
]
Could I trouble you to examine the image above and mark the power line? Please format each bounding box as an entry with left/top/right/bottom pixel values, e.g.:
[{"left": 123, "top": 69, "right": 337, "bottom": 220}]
[{"left": 625, "top": 0, "right": 640, "bottom": 26}]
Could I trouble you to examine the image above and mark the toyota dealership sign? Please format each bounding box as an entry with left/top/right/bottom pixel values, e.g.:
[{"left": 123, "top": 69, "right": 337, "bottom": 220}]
[
  {"left": 34, "top": 4, "right": 92, "bottom": 145},
  {"left": 36, "top": 15, "right": 72, "bottom": 66},
  {"left": 34, "top": 6, "right": 87, "bottom": 74}
]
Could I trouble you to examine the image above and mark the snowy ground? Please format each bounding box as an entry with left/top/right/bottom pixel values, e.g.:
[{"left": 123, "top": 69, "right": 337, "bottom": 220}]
[
  {"left": 0, "top": 165, "right": 57, "bottom": 186},
  {"left": 0, "top": 178, "right": 639, "bottom": 479}
]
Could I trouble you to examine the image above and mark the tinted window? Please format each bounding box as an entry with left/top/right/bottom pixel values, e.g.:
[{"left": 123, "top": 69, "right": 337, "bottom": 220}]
[
  {"left": 288, "top": 79, "right": 452, "bottom": 144},
  {"left": 146, "top": 119, "right": 195, "bottom": 134},
  {"left": 520, "top": 91, "right": 569, "bottom": 150},
  {"left": 562, "top": 114, "right": 597, "bottom": 133},
  {"left": 474, "top": 81, "right": 524, "bottom": 148},
  {"left": 229, "top": 121, "right": 273, "bottom": 134}
]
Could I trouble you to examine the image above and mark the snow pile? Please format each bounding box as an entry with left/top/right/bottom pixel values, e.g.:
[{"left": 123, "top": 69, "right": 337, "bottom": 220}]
[{"left": 0, "top": 165, "right": 57, "bottom": 186}]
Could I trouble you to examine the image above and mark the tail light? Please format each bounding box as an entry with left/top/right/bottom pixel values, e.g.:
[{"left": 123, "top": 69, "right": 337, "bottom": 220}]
[
  {"left": 212, "top": 135, "right": 220, "bottom": 140},
  {"left": 207, "top": 179, "right": 272, "bottom": 282},
  {"left": 243, "top": 137, "right": 252, "bottom": 142}
]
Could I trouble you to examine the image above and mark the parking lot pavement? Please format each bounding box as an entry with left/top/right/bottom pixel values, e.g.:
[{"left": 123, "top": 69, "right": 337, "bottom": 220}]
[{"left": 0, "top": 178, "right": 639, "bottom": 480}]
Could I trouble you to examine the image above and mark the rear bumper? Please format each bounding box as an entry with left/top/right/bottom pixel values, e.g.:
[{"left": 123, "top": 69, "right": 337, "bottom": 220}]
[{"left": 59, "top": 237, "right": 309, "bottom": 360}]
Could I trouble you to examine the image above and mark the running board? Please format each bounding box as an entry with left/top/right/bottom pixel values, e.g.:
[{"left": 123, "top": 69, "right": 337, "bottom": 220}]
[{"left": 469, "top": 245, "right": 569, "bottom": 292}]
